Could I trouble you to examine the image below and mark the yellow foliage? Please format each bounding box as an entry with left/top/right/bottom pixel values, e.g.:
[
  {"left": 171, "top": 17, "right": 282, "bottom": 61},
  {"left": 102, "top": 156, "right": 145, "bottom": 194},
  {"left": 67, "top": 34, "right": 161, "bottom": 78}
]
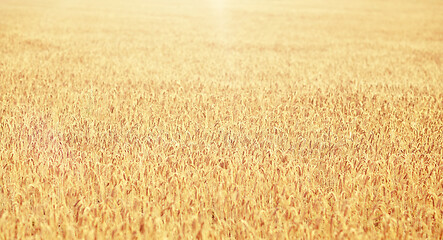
[{"left": 0, "top": 0, "right": 442, "bottom": 239}]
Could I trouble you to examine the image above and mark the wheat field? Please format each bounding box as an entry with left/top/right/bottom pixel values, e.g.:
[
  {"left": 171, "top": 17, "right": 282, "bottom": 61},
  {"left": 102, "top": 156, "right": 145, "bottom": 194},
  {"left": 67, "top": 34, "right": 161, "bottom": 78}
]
[{"left": 0, "top": 0, "right": 442, "bottom": 239}]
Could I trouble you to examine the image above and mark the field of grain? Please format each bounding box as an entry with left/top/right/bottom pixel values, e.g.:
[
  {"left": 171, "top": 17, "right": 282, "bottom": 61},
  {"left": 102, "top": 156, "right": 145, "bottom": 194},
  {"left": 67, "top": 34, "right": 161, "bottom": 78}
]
[{"left": 0, "top": 0, "right": 442, "bottom": 239}]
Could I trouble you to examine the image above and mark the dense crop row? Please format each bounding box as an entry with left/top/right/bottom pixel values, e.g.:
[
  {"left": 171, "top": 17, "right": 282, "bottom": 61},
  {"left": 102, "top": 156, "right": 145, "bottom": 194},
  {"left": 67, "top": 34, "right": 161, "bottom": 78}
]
[{"left": 1, "top": 0, "right": 442, "bottom": 239}]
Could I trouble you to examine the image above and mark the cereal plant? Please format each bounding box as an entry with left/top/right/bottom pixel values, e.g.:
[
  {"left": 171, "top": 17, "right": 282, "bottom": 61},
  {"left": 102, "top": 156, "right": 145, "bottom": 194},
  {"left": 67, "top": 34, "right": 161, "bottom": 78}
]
[{"left": 0, "top": 0, "right": 442, "bottom": 239}]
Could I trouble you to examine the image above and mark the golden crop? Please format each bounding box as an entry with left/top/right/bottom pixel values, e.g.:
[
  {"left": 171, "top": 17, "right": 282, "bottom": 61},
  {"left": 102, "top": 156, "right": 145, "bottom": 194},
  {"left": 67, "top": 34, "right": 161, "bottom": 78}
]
[{"left": 0, "top": 0, "right": 442, "bottom": 239}]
